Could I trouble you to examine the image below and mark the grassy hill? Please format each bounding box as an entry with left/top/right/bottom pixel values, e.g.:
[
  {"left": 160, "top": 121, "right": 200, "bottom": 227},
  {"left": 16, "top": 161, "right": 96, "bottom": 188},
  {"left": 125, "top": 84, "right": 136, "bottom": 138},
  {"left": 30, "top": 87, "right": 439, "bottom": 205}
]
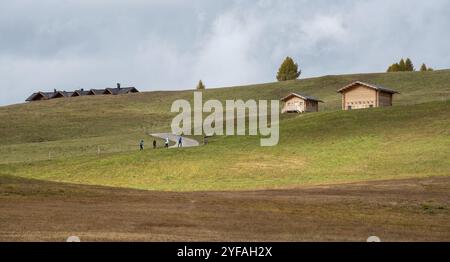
[{"left": 0, "top": 70, "right": 449, "bottom": 191}]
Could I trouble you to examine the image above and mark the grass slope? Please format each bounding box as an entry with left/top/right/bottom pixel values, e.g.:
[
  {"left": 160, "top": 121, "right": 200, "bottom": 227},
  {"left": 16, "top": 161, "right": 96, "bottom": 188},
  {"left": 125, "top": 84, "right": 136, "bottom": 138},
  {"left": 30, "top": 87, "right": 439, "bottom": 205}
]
[
  {"left": 1, "top": 100, "right": 448, "bottom": 191},
  {"left": 0, "top": 70, "right": 449, "bottom": 191},
  {"left": 1, "top": 70, "right": 449, "bottom": 148}
]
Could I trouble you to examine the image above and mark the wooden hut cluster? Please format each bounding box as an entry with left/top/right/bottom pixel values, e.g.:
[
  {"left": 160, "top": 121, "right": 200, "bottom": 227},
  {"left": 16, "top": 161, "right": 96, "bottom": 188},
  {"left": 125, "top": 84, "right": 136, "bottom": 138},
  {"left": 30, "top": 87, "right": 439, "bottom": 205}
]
[
  {"left": 26, "top": 83, "right": 139, "bottom": 102},
  {"left": 281, "top": 81, "right": 399, "bottom": 113}
]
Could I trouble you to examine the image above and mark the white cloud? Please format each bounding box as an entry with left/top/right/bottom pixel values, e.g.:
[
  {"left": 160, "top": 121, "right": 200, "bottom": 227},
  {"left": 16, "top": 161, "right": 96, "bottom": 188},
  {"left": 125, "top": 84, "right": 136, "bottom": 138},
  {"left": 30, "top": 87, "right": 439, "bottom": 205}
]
[
  {"left": 301, "top": 15, "right": 348, "bottom": 45},
  {"left": 193, "top": 9, "right": 266, "bottom": 87}
]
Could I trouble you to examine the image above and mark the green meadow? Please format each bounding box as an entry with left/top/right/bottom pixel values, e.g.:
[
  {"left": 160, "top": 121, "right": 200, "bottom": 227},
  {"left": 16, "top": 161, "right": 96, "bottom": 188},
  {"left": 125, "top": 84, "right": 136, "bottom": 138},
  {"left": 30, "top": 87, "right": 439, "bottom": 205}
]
[{"left": 0, "top": 70, "right": 449, "bottom": 191}]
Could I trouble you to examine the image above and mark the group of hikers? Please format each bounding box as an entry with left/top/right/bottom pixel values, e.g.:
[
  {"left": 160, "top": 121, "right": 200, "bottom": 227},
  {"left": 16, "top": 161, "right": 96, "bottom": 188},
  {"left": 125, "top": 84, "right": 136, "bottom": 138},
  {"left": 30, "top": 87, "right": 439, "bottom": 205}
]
[{"left": 139, "top": 136, "right": 183, "bottom": 151}]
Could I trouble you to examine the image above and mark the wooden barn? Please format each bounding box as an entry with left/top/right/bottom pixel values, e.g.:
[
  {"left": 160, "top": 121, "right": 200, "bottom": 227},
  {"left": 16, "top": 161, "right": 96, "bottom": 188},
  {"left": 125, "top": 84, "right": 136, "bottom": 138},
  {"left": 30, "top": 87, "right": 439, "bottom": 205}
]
[
  {"left": 25, "top": 91, "right": 54, "bottom": 102},
  {"left": 338, "top": 81, "right": 399, "bottom": 110},
  {"left": 281, "top": 93, "right": 324, "bottom": 113}
]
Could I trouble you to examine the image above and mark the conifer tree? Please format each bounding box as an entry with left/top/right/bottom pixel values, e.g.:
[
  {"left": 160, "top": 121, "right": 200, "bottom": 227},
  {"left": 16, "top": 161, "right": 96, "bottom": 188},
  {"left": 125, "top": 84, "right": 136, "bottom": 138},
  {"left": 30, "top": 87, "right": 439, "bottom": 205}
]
[
  {"left": 391, "top": 63, "right": 400, "bottom": 72},
  {"left": 420, "top": 63, "right": 428, "bottom": 72},
  {"left": 405, "top": 58, "right": 415, "bottom": 71},
  {"left": 196, "top": 80, "right": 205, "bottom": 90},
  {"left": 398, "top": 58, "right": 406, "bottom": 71},
  {"left": 276, "top": 57, "right": 301, "bottom": 81},
  {"left": 387, "top": 63, "right": 400, "bottom": 72}
]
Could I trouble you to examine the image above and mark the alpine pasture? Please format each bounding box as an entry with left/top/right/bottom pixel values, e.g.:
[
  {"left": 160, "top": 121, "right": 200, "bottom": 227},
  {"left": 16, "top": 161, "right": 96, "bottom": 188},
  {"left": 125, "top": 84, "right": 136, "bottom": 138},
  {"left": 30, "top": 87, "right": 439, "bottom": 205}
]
[{"left": 0, "top": 70, "right": 449, "bottom": 241}]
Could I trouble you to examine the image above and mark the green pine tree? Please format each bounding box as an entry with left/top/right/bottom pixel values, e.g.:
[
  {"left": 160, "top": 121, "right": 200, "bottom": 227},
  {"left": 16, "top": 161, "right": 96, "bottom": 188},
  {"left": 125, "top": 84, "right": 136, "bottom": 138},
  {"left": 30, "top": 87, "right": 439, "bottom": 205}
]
[
  {"left": 387, "top": 63, "right": 399, "bottom": 73},
  {"left": 398, "top": 58, "right": 406, "bottom": 71},
  {"left": 391, "top": 63, "right": 400, "bottom": 72},
  {"left": 405, "top": 58, "right": 415, "bottom": 71},
  {"left": 196, "top": 80, "right": 205, "bottom": 90},
  {"left": 387, "top": 63, "right": 400, "bottom": 72},
  {"left": 420, "top": 63, "right": 428, "bottom": 72},
  {"left": 276, "top": 56, "right": 301, "bottom": 81}
]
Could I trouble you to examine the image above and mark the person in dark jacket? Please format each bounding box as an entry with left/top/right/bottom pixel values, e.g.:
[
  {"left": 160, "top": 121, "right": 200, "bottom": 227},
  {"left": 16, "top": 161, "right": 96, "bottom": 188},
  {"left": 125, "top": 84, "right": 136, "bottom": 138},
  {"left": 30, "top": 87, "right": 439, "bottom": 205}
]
[
  {"left": 139, "top": 139, "right": 144, "bottom": 151},
  {"left": 153, "top": 139, "right": 157, "bottom": 149}
]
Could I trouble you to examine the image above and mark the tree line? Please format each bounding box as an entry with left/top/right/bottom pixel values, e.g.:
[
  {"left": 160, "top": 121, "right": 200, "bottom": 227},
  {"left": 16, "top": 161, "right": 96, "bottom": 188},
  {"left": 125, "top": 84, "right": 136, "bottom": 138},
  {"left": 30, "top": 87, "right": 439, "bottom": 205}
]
[
  {"left": 195, "top": 56, "right": 303, "bottom": 90},
  {"left": 194, "top": 56, "right": 436, "bottom": 90},
  {"left": 387, "top": 58, "right": 434, "bottom": 72}
]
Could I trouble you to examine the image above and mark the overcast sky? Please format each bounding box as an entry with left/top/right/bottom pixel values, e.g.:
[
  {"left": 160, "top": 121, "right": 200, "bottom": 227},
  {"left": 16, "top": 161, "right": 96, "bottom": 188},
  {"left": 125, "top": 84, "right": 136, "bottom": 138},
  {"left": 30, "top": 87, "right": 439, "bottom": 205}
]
[{"left": 1, "top": 0, "right": 449, "bottom": 105}]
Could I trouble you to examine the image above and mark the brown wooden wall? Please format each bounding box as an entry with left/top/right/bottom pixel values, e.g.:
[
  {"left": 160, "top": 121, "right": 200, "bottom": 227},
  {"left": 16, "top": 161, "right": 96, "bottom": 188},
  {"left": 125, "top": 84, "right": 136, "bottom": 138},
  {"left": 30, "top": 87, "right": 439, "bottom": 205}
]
[
  {"left": 282, "top": 96, "right": 319, "bottom": 113},
  {"left": 378, "top": 91, "right": 393, "bottom": 107},
  {"left": 342, "top": 84, "right": 377, "bottom": 110}
]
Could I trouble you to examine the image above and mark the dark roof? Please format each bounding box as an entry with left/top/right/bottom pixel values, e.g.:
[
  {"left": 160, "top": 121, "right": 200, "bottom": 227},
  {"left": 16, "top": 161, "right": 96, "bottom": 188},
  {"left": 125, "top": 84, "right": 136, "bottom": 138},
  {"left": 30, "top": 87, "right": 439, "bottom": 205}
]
[
  {"left": 25, "top": 92, "right": 45, "bottom": 101},
  {"left": 337, "top": 81, "right": 399, "bottom": 94},
  {"left": 25, "top": 93, "right": 35, "bottom": 101},
  {"left": 51, "top": 91, "right": 74, "bottom": 98},
  {"left": 89, "top": 89, "right": 107, "bottom": 95},
  {"left": 72, "top": 90, "right": 91, "bottom": 96},
  {"left": 106, "top": 87, "right": 139, "bottom": 95},
  {"left": 281, "top": 93, "right": 324, "bottom": 103},
  {"left": 26, "top": 91, "right": 56, "bottom": 101},
  {"left": 26, "top": 85, "right": 139, "bottom": 101}
]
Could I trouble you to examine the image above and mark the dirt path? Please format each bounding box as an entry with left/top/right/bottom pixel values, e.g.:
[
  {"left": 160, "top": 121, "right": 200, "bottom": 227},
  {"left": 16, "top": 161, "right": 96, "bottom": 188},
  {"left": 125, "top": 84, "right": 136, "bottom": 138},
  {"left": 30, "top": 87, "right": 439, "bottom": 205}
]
[
  {"left": 150, "top": 133, "right": 199, "bottom": 148},
  {"left": 0, "top": 175, "right": 449, "bottom": 242}
]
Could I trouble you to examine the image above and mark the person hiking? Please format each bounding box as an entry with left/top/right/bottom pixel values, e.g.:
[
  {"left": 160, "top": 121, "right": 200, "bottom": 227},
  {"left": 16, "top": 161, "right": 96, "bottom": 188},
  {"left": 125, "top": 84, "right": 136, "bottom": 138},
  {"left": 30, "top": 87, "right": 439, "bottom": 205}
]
[
  {"left": 153, "top": 139, "right": 157, "bottom": 149},
  {"left": 139, "top": 139, "right": 144, "bottom": 151},
  {"left": 165, "top": 137, "right": 169, "bottom": 148},
  {"left": 178, "top": 136, "right": 183, "bottom": 148}
]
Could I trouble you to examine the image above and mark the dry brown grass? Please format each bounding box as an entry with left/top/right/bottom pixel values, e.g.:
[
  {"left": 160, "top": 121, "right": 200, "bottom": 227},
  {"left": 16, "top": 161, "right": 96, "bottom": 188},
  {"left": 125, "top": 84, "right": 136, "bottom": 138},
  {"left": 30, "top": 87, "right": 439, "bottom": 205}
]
[{"left": 1, "top": 175, "right": 449, "bottom": 242}]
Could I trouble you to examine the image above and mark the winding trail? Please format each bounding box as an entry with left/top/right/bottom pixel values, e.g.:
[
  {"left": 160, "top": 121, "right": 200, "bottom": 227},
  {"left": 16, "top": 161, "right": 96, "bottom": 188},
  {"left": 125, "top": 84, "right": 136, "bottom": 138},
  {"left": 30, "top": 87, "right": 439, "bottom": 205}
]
[{"left": 150, "top": 133, "right": 200, "bottom": 148}]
